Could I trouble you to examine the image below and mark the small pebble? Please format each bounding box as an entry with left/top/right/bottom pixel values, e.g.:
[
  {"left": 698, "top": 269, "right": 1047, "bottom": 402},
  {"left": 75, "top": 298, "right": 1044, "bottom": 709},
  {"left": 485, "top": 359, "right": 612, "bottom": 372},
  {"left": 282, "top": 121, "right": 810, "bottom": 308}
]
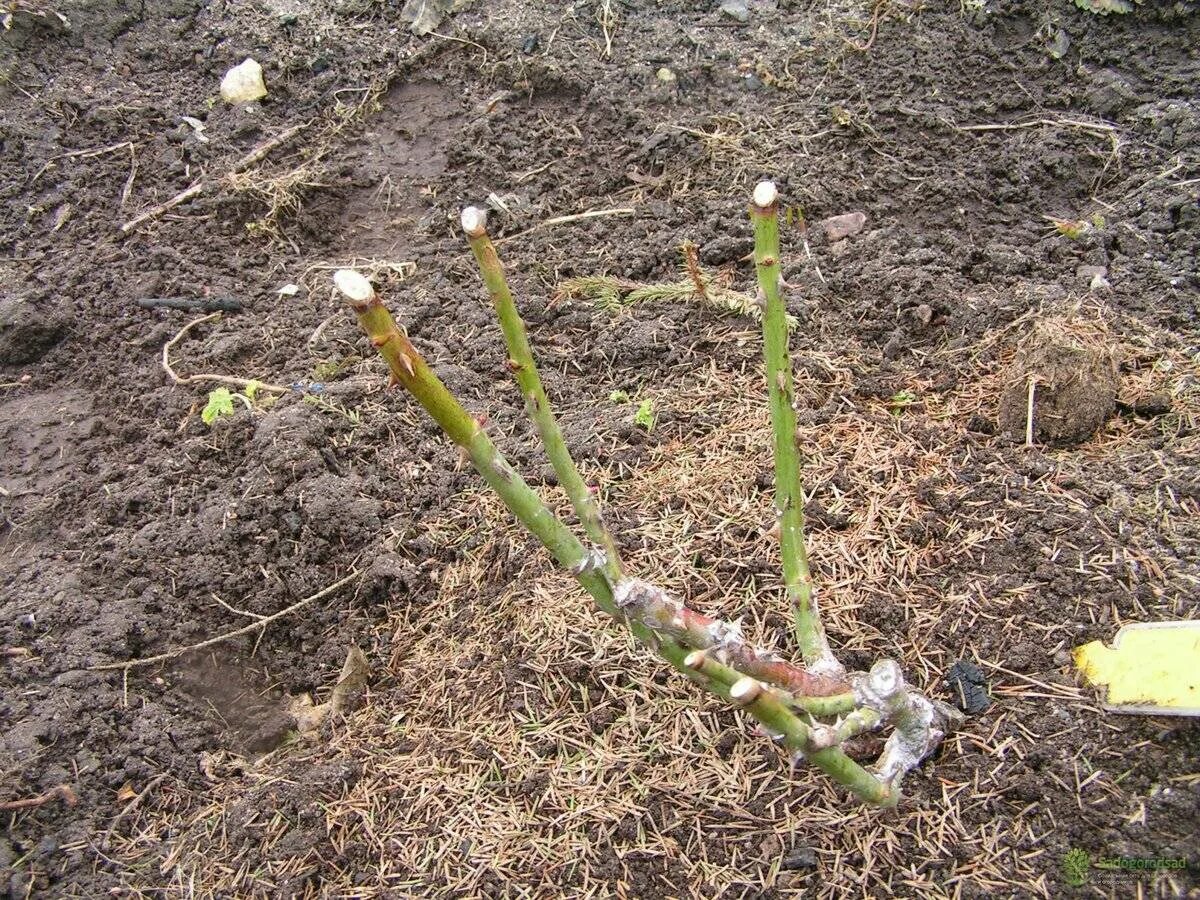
[
  {"left": 945, "top": 659, "right": 991, "bottom": 714},
  {"left": 720, "top": 0, "right": 750, "bottom": 22},
  {"left": 1132, "top": 393, "right": 1171, "bottom": 417},
  {"left": 818, "top": 212, "right": 867, "bottom": 241},
  {"left": 781, "top": 846, "right": 818, "bottom": 870}
]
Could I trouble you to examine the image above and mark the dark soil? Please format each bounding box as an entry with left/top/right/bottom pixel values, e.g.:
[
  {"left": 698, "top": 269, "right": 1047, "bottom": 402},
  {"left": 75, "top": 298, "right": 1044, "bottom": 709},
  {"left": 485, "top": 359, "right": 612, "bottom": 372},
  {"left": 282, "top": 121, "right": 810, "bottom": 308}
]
[
  {"left": 998, "top": 316, "right": 1120, "bottom": 445},
  {"left": 2, "top": 0, "right": 1198, "bottom": 896}
]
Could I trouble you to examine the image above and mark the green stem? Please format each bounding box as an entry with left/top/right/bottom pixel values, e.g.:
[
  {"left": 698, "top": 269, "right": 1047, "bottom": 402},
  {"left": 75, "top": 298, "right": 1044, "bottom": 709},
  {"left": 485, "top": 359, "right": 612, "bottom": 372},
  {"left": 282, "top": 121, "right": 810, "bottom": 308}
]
[
  {"left": 810, "top": 706, "right": 882, "bottom": 750},
  {"left": 462, "top": 208, "right": 623, "bottom": 585},
  {"left": 686, "top": 652, "right": 893, "bottom": 805},
  {"left": 751, "top": 182, "right": 837, "bottom": 673},
  {"left": 335, "top": 269, "right": 892, "bottom": 807},
  {"left": 786, "top": 691, "right": 859, "bottom": 718}
]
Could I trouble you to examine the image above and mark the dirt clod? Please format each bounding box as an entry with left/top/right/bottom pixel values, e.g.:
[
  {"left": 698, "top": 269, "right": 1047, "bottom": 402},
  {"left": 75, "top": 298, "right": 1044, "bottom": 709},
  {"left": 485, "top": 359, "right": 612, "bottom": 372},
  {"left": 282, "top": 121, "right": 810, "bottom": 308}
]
[
  {"left": 945, "top": 660, "right": 991, "bottom": 715},
  {"left": 997, "top": 317, "right": 1120, "bottom": 446},
  {"left": 781, "top": 846, "right": 818, "bottom": 870},
  {"left": 0, "top": 297, "right": 64, "bottom": 365}
]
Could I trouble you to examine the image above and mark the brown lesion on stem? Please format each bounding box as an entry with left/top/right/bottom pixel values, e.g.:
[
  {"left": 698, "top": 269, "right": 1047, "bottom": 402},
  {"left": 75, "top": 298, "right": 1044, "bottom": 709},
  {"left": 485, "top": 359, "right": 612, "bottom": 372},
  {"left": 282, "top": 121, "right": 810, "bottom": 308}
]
[{"left": 615, "top": 578, "right": 850, "bottom": 697}]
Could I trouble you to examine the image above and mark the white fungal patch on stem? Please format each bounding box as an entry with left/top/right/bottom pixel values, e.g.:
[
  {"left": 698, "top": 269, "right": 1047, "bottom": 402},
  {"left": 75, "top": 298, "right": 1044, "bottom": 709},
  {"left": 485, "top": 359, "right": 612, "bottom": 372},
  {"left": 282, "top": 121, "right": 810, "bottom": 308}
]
[
  {"left": 333, "top": 269, "right": 375, "bottom": 304},
  {"left": 706, "top": 617, "right": 745, "bottom": 650},
  {"left": 570, "top": 547, "right": 608, "bottom": 576}
]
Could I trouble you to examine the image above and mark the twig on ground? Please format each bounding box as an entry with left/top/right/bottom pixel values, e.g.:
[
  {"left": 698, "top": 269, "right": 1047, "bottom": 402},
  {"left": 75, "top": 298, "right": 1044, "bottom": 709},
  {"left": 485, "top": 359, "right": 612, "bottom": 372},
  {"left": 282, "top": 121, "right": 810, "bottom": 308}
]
[
  {"left": 161, "top": 313, "right": 289, "bottom": 394},
  {"left": 496, "top": 208, "right": 635, "bottom": 244},
  {"left": 597, "top": 0, "right": 617, "bottom": 58},
  {"left": 682, "top": 241, "right": 710, "bottom": 303},
  {"left": 1, "top": 784, "right": 78, "bottom": 812},
  {"left": 32, "top": 140, "right": 135, "bottom": 182},
  {"left": 1025, "top": 376, "right": 1038, "bottom": 447},
  {"left": 843, "top": 0, "right": 889, "bottom": 52},
  {"left": 138, "top": 296, "right": 242, "bottom": 313},
  {"left": 91, "top": 570, "right": 363, "bottom": 672},
  {"left": 956, "top": 117, "right": 1117, "bottom": 138},
  {"left": 120, "top": 121, "right": 312, "bottom": 234}
]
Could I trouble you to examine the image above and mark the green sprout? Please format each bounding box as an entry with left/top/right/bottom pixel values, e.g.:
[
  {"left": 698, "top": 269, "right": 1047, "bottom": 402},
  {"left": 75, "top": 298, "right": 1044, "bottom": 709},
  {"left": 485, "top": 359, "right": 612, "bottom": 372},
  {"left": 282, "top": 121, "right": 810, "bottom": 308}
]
[
  {"left": 609, "top": 389, "right": 631, "bottom": 403},
  {"left": 634, "top": 399, "right": 656, "bottom": 431},
  {"left": 1073, "top": 0, "right": 1133, "bottom": 14},
  {"left": 201, "top": 382, "right": 270, "bottom": 427},
  {"left": 887, "top": 389, "right": 918, "bottom": 415},
  {"left": 201, "top": 388, "right": 235, "bottom": 426}
]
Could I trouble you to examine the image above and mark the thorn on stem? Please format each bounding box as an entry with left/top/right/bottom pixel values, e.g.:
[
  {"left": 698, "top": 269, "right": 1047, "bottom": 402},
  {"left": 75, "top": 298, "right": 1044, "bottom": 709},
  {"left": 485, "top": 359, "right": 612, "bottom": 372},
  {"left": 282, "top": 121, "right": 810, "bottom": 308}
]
[{"left": 397, "top": 351, "right": 415, "bottom": 377}]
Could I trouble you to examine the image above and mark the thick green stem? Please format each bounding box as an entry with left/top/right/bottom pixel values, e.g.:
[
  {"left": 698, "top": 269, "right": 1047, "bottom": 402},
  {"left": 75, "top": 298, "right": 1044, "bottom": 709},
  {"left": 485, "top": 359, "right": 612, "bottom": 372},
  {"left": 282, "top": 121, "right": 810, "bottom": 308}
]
[
  {"left": 810, "top": 707, "right": 882, "bottom": 750},
  {"left": 686, "top": 652, "right": 893, "bottom": 805},
  {"left": 751, "top": 182, "right": 838, "bottom": 674},
  {"left": 615, "top": 579, "right": 850, "bottom": 697},
  {"left": 462, "top": 208, "right": 623, "bottom": 585},
  {"left": 335, "top": 270, "right": 891, "bottom": 807}
]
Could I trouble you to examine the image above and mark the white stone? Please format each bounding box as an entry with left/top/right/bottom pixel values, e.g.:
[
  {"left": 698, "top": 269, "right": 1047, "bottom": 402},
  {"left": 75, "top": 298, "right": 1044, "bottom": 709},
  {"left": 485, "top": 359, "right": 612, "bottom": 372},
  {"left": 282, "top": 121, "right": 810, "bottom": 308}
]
[{"left": 220, "top": 58, "right": 267, "bottom": 105}]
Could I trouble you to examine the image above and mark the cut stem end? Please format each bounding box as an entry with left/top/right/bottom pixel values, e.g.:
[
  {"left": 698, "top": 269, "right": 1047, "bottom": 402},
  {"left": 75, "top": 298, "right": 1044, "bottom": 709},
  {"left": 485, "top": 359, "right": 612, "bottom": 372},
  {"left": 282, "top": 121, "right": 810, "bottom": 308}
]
[
  {"left": 461, "top": 205, "right": 488, "bottom": 238},
  {"left": 752, "top": 180, "right": 779, "bottom": 210},
  {"left": 730, "top": 677, "right": 764, "bottom": 705},
  {"left": 333, "top": 269, "right": 375, "bottom": 307}
]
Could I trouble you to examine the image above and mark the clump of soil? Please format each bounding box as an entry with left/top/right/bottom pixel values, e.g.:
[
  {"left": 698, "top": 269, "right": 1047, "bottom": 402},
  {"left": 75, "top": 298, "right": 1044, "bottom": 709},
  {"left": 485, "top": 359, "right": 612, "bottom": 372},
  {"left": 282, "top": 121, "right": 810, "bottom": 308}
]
[
  {"left": 998, "top": 316, "right": 1120, "bottom": 446},
  {"left": 0, "top": 296, "right": 64, "bottom": 365}
]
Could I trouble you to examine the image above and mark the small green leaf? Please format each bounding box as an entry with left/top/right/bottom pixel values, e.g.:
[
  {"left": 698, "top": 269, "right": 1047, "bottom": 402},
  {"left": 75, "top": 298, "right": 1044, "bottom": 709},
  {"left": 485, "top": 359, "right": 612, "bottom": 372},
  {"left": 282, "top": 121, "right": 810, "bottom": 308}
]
[
  {"left": 1049, "top": 217, "right": 1090, "bottom": 239},
  {"left": 609, "top": 389, "right": 631, "bottom": 404},
  {"left": 634, "top": 399, "right": 656, "bottom": 431},
  {"left": 887, "top": 389, "right": 917, "bottom": 415},
  {"left": 202, "top": 388, "right": 236, "bottom": 426},
  {"left": 244, "top": 380, "right": 262, "bottom": 402},
  {"left": 313, "top": 360, "right": 343, "bottom": 381},
  {"left": 1073, "top": 0, "right": 1134, "bottom": 14}
]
